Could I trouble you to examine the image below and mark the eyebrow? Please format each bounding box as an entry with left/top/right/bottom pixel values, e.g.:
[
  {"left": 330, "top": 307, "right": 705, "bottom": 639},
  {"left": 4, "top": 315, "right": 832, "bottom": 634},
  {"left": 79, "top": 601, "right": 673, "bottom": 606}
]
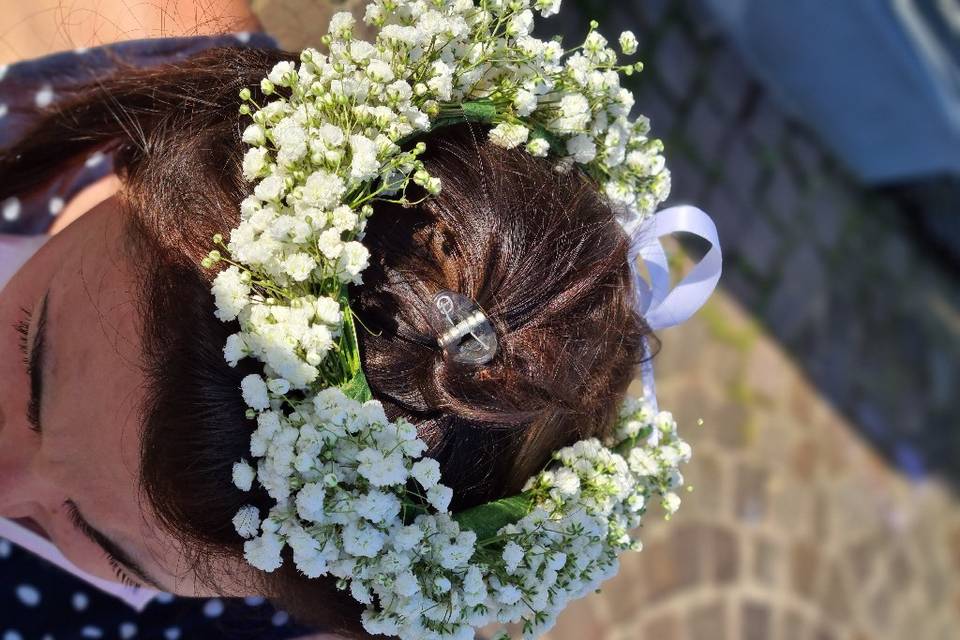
[
  {"left": 26, "top": 289, "right": 165, "bottom": 592},
  {"left": 66, "top": 499, "right": 166, "bottom": 591}
]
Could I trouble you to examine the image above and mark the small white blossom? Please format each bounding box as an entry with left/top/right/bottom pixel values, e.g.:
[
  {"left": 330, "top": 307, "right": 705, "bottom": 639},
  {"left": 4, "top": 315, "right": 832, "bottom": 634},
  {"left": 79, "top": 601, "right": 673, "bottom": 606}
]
[
  {"left": 619, "top": 31, "right": 638, "bottom": 56},
  {"left": 232, "top": 505, "right": 260, "bottom": 539},
  {"left": 244, "top": 531, "right": 284, "bottom": 572},
  {"left": 242, "top": 147, "right": 269, "bottom": 181},
  {"left": 212, "top": 266, "right": 250, "bottom": 321},
  {"left": 567, "top": 133, "right": 597, "bottom": 163},
  {"left": 411, "top": 458, "right": 442, "bottom": 490},
  {"left": 240, "top": 374, "right": 270, "bottom": 410},
  {"left": 489, "top": 123, "right": 530, "bottom": 149},
  {"left": 232, "top": 460, "right": 256, "bottom": 491},
  {"left": 223, "top": 332, "right": 248, "bottom": 367},
  {"left": 526, "top": 137, "right": 551, "bottom": 157},
  {"left": 426, "top": 484, "right": 453, "bottom": 512}
]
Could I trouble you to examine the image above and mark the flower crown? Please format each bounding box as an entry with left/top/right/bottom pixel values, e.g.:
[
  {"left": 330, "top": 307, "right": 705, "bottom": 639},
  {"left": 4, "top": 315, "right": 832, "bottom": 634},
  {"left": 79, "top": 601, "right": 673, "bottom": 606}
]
[{"left": 205, "top": 2, "right": 702, "bottom": 638}]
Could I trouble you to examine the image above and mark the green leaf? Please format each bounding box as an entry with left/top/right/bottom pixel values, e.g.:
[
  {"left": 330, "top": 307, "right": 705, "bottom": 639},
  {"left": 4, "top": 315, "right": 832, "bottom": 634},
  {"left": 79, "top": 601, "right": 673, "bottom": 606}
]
[
  {"left": 340, "top": 368, "right": 372, "bottom": 403},
  {"left": 460, "top": 99, "right": 498, "bottom": 123},
  {"left": 453, "top": 493, "right": 533, "bottom": 542}
]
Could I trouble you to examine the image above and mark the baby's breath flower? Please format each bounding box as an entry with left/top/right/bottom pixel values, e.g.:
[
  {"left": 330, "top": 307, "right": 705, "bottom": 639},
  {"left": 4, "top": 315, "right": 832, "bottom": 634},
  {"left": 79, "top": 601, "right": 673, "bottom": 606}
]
[
  {"left": 213, "top": 2, "right": 682, "bottom": 638},
  {"left": 619, "top": 30, "right": 639, "bottom": 56},
  {"left": 489, "top": 123, "right": 530, "bottom": 149},
  {"left": 232, "top": 460, "right": 256, "bottom": 492},
  {"left": 232, "top": 505, "right": 260, "bottom": 539}
]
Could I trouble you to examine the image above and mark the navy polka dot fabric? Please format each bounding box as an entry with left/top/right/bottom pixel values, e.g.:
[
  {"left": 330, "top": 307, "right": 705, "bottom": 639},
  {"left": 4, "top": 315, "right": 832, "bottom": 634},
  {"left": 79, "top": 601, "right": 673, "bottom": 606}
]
[
  {"left": 0, "top": 32, "right": 276, "bottom": 236},
  {"left": 0, "top": 34, "right": 326, "bottom": 640},
  {"left": 0, "top": 536, "right": 320, "bottom": 639}
]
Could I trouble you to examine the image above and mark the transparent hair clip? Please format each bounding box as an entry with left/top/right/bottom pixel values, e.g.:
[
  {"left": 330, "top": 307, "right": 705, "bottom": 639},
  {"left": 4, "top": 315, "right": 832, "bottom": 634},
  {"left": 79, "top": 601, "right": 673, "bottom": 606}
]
[{"left": 429, "top": 291, "right": 498, "bottom": 365}]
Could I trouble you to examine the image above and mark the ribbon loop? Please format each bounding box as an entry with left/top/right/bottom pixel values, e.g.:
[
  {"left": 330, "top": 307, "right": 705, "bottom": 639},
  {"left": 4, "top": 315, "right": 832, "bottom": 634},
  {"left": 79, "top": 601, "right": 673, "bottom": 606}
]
[
  {"left": 623, "top": 205, "right": 723, "bottom": 331},
  {"left": 620, "top": 205, "right": 723, "bottom": 411}
]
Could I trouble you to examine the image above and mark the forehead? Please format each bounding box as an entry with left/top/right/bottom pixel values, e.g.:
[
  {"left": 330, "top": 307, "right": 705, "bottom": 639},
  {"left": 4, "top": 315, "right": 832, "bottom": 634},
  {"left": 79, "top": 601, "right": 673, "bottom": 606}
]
[{"left": 38, "top": 201, "right": 161, "bottom": 538}]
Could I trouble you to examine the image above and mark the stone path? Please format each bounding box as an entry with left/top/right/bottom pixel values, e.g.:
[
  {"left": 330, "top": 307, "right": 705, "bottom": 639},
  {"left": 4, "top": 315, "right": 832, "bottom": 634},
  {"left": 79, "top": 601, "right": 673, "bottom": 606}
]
[{"left": 253, "top": 1, "right": 960, "bottom": 638}]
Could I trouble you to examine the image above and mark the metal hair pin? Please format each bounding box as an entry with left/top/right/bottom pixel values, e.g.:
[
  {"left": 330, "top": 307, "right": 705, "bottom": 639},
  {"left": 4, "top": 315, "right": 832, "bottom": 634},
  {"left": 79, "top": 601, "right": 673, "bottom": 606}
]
[{"left": 430, "top": 291, "right": 498, "bottom": 365}]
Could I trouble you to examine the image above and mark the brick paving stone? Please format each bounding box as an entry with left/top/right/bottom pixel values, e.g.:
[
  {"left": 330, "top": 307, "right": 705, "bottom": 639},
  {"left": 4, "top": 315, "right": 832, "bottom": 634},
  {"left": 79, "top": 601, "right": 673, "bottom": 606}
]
[
  {"left": 666, "top": 146, "right": 711, "bottom": 203},
  {"left": 791, "top": 541, "right": 821, "bottom": 599},
  {"left": 818, "top": 565, "right": 852, "bottom": 625},
  {"left": 763, "top": 246, "right": 828, "bottom": 344},
  {"left": 688, "top": 599, "right": 727, "bottom": 640},
  {"left": 603, "top": 549, "right": 652, "bottom": 627},
  {"left": 736, "top": 215, "right": 783, "bottom": 274},
  {"left": 702, "top": 48, "right": 752, "bottom": 120},
  {"left": 705, "top": 182, "right": 754, "bottom": 242},
  {"left": 636, "top": 0, "right": 673, "bottom": 29},
  {"left": 637, "top": 79, "right": 682, "bottom": 140},
  {"left": 685, "top": 98, "right": 730, "bottom": 166},
  {"left": 654, "top": 27, "right": 702, "bottom": 104},
  {"left": 744, "top": 337, "right": 793, "bottom": 402},
  {"left": 752, "top": 535, "right": 781, "bottom": 587},
  {"left": 735, "top": 464, "right": 769, "bottom": 524},
  {"left": 813, "top": 626, "right": 837, "bottom": 640},
  {"left": 683, "top": 452, "right": 725, "bottom": 518},
  {"left": 741, "top": 600, "right": 771, "bottom": 640},
  {"left": 719, "top": 137, "right": 763, "bottom": 205},
  {"left": 707, "top": 525, "right": 740, "bottom": 584},
  {"left": 643, "top": 611, "right": 682, "bottom": 640},
  {"left": 547, "top": 596, "right": 610, "bottom": 640},
  {"left": 761, "top": 167, "right": 804, "bottom": 229},
  {"left": 780, "top": 610, "right": 810, "bottom": 640}
]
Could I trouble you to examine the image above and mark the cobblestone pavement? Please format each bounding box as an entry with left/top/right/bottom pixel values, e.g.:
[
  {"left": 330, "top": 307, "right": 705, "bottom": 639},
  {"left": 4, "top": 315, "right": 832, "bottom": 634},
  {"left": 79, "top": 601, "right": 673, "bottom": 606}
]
[{"left": 253, "top": 1, "right": 960, "bottom": 638}]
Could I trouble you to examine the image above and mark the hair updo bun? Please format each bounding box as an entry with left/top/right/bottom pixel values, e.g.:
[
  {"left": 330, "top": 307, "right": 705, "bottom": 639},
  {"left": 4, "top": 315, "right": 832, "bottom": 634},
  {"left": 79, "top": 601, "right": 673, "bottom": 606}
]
[
  {"left": 354, "top": 123, "right": 651, "bottom": 511},
  {"left": 0, "top": 47, "right": 653, "bottom": 637}
]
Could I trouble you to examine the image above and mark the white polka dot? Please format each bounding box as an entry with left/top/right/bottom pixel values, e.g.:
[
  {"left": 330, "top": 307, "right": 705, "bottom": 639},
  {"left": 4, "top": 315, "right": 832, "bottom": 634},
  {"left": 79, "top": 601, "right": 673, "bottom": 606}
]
[
  {"left": 49, "top": 196, "right": 64, "bottom": 215},
  {"left": 40, "top": 635, "right": 54, "bottom": 640},
  {"left": 0, "top": 539, "right": 11, "bottom": 558},
  {"left": 153, "top": 591, "right": 175, "bottom": 604},
  {"left": 74, "top": 47, "right": 89, "bottom": 54},
  {"left": 3, "top": 631, "right": 23, "bottom": 640},
  {"left": 203, "top": 598, "right": 225, "bottom": 618},
  {"left": 244, "top": 595, "right": 266, "bottom": 606},
  {"left": 0, "top": 104, "right": 7, "bottom": 119},
  {"left": 84, "top": 151, "right": 105, "bottom": 168},
  {"left": 119, "top": 622, "right": 137, "bottom": 639},
  {"left": 72, "top": 591, "right": 89, "bottom": 611},
  {"left": 14, "top": 585, "right": 40, "bottom": 607},
  {"left": 35, "top": 84, "right": 54, "bottom": 108},
  {"left": 163, "top": 627, "right": 180, "bottom": 640},
  {"left": 235, "top": 32, "right": 251, "bottom": 43},
  {"left": 80, "top": 627, "right": 103, "bottom": 639},
  {"left": 271, "top": 610, "right": 290, "bottom": 626},
  {"left": 2, "top": 197, "right": 20, "bottom": 222},
  {"left": 0, "top": 64, "right": 7, "bottom": 81}
]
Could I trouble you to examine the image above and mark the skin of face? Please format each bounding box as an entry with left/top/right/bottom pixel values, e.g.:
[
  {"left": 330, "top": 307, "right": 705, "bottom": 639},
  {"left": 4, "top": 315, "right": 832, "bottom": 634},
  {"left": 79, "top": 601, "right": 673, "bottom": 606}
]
[{"left": 0, "top": 193, "right": 254, "bottom": 597}]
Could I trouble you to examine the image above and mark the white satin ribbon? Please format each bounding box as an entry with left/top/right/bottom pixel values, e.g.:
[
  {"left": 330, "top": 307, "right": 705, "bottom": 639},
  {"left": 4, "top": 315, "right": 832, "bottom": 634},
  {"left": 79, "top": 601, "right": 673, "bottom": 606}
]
[{"left": 620, "top": 205, "right": 723, "bottom": 410}]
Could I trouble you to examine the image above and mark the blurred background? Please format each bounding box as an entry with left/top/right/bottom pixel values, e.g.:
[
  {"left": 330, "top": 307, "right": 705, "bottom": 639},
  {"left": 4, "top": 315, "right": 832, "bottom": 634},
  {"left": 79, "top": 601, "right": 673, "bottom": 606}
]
[{"left": 3, "top": 0, "right": 959, "bottom": 638}]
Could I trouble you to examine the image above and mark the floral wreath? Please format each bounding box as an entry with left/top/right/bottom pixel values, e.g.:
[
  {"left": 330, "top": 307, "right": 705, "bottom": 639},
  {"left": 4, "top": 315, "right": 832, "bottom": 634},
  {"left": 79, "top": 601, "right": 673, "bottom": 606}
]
[{"left": 204, "top": 1, "right": 721, "bottom": 638}]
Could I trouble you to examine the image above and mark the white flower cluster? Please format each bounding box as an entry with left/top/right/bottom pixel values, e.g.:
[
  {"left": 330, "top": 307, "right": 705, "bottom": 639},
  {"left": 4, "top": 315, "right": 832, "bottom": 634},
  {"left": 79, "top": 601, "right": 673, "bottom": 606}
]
[
  {"left": 232, "top": 385, "right": 688, "bottom": 640},
  {"left": 205, "top": 1, "right": 687, "bottom": 639}
]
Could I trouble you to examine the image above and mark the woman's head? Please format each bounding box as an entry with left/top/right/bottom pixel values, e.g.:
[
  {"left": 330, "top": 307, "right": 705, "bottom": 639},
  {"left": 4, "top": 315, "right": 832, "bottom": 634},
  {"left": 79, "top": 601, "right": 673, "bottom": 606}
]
[{"left": 0, "top": 47, "right": 651, "bottom": 635}]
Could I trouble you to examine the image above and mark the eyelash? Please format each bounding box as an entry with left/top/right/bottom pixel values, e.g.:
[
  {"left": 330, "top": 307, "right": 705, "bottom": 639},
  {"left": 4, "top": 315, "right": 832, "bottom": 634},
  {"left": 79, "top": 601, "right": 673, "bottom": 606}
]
[
  {"left": 107, "top": 556, "right": 141, "bottom": 588},
  {"left": 12, "top": 307, "right": 42, "bottom": 434},
  {"left": 13, "top": 307, "right": 31, "bottom": 367},
  {"left": 63, "top": 501, "right": 140, "bottom": 588}
]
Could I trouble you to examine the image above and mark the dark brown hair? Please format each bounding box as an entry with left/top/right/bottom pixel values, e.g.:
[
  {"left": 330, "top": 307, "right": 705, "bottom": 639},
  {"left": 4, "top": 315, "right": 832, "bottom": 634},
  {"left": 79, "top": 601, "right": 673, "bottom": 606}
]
[{"left": 0, "top": 46, "right": 653, "bottom": 636}]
